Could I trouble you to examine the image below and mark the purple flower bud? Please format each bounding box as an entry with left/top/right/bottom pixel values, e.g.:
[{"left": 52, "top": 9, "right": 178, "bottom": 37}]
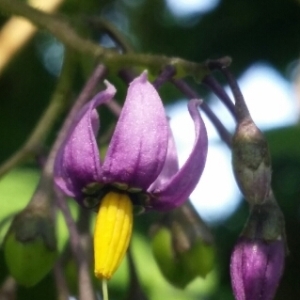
[
  {"left": 230, "top": 237, "right": 285, "bottom": 300},
  {"left": 221, "top": 67, "right": 272, "bottom": 204},
  {"left": 232, "top": 119, "right": 272, "bottom": 205}
]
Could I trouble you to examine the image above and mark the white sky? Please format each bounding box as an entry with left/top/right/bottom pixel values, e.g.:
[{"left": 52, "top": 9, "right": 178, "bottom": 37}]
[
  {"left": 165, "top": 0, "right": 220, "bottom": 16},
  {"left": 167, "top": 64, "right": 298, "bottom": 224}
]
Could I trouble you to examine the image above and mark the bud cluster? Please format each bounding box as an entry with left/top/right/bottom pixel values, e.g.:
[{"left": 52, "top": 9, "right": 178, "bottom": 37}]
[{"left": 226, "top": 69, "right": 287, "bottom": 300}]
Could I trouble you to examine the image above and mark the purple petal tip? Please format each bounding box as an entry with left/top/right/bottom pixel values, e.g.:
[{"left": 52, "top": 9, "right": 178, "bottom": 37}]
[{"left": 132, "top": 70, "right": 148, "bottom": 84}]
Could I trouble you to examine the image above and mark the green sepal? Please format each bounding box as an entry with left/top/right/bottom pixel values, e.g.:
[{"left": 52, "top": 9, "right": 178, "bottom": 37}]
[
  {"left": 4, "top": 232, "right": 57, "bottom": 287},
  {"left": 3, "top": 207, "right": 58, "bottom": 287},
  {"left": 180, "top": 241, "right": 215, "bottom": 278},
  {"left": 152, "top": 225, "right": 216, "bottom": 289},
  {"left": 151, "top": 227, "right": 196, "bottom": 288}
]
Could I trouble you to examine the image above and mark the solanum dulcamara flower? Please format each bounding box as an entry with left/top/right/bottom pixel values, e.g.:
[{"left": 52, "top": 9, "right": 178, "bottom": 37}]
[{"left": 54, "top": 71, "right": 208, "bottom": 280}]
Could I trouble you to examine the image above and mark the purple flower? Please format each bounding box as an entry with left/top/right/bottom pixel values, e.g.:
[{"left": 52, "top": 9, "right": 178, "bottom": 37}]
[
  {"left": 54, "top": 71, "right": 208, "bottom": 211},
  {"left": 230, "top": 237, "right": 285, "bottom": 300},
  {"left": 54, "top": 71, "right": 208, "bottom": 280}
]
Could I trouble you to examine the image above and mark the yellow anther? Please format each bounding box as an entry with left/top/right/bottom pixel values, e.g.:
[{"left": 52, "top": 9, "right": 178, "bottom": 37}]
[{"left": 94, "top": 191, "right": 133, "bottom": 280}]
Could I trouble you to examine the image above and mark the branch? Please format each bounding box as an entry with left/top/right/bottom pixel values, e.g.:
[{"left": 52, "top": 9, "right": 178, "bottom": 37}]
[
  {"left": 172, "top": 78, "right": 232, "bottom": 147},
  {"left": 55, "top": 191, "right": 95, "bottom": 300},
  {"left": 0, "top": 0, "right": 230, "bottom": 79},
  {"left": 0, "top": 49, "right": 76, "bottom": 179},
  {"left": 53, "top": 260, "right": 70, "bottom": 300},
  {"left": 0, "top": 0, "right": 64, "bottom": 73}
]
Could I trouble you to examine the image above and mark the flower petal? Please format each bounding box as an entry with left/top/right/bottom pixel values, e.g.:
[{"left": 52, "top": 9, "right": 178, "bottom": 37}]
[
  {"left": 102, "top": 71, "right": 169, "bottom": 190},
  {"left": 148, "top": 124, "right": 179, "bottom": 191},
  {"left": 54, "top": 82, "right": 116, "bottom": 201},
  {"left": 151, "top": 99, "right": 208, "bottom": 210}
]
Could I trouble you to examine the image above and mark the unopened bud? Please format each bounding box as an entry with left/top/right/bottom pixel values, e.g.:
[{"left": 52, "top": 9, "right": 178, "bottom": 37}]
[
  {"left": 222, "top": 67, "right": 272, "bottom": 204},
  {"left": 4, "top": 206, "right": 57, "bottom": 287},
  {"left": 151, "top": 201, "right": 215, "bottom": 288},
  {"left": 151, "top": 226, "right": 194, "bottom": 288},
  {"left": 231, "top": 237, "right": 284, "bottom": 300},
  {"left": 230, "top": 200, "right": 286, "bottom": 300},
  {"left": 232, "top": 118, "right": 271, "bottom": 204}
]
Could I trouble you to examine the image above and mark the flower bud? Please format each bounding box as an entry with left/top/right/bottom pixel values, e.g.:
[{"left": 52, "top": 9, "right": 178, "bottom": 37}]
[
  {"left": 224, "top": 67, "right": 272, "bottom": 205},
  {"left": 232, "top": 118, "right": 272, "bottom": 204},
  {"left": 151, "top": 201, "right": 215, "bottom": 288},
  {"left": 4, "top": 205, "right": 57, "bottom": 287},
  {"left": 230, "top": 237, "right": 284, "bottom": 300},
  {"left": 230, "top": 200, "right": 286, "bottom": 300}
]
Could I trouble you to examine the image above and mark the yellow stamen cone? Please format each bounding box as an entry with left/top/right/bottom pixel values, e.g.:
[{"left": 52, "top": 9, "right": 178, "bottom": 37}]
[{"left": 94, "top": 191, "right": 133, "bottom": 279}]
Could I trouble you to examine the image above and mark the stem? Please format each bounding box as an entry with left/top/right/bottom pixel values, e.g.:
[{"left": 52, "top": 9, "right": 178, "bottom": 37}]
[
  {"left": 153, "top": 65, "right": 176, "bottom": 89},
  {"left": 207, "top": 60, "right": 250, "bottom": 123},
  {"left": 55, "top": 190, "right": 95, "bottom": 300},
  {"left": 202, "top": 74, "right": 236, "bottom": 121},
  {"left": 27, "top": 63, "right": 106, "bottom": 217},
  {"left": 0, "top": 0, "right": 64, "bottom": 74},
  {"left": 86, "top": 17, "right": 134, "bottom": 53},
  {"left": 0, "top": 276, "right": 17, "bottom": 300},
  {"left": 102, "top": 280, "right": 109, "bottom": 300},
  {"left": 0, "top": 49, "right": 76, "bottom": 179},
  {"left": 171, "top": 78, "right": 232, "bottom": 147},
  {"left": 49, "top": 64, "right": 107, "bottom": 300},
  {"left": 42, "top": 64, "right": 107, "bottom": 179},
  {"left": 221, "top": 67, "right": 251, "bottom": 123},
  {"left": 53, "top": 260, "right": 70, "bottom": 300},
  {"left": 105, "top": 99, "right": 122, "bottom": 116},
  {"left": 0, "top": 0, "right": 218, "bottom": 79}
]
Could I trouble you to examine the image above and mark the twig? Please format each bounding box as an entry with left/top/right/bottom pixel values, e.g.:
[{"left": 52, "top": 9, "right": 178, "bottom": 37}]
[
  {"left": 0, "top": 50, "right": 76, "bottom": 179},
  {"left": 53, "top": 260, "right": 70, "bottom": 300},
  {"left": 171, "top": 78, "right": 232, "bottom": 147},
  {"left": 0, "top": 0, "right": 224, "bottom": 80},
  {"left": 42, "top": 63, "right": 107, "bottom": 179},
  {"left": 152, "top": 65, "right": 176, "bottom": 89},
  {"left": 49, "top": 64, "right": 107, "bottom": 300},
  {"left": 0, "top": 0, "right": 64, "bottom": 74},
  {"left": 220, "top": 67, "right": 251, "bottom": 122},
  {"left": 55, "top": 191, "right": 95, "bottom": 300},
  {"left": 86, "top": 17, "right": 134, "bottom": 54},
  {"left": 0, "top": 277, "right": 17, "bottom": 300},
  {"left": 105, "top": 99, "right": 122, "bottom": 116},
  {"left": 202, "top": 74, "right": 236, "bottom": 121}
]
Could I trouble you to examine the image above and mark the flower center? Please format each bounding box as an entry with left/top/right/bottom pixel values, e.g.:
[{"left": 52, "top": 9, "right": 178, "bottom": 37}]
[
  {"left": 94, "top": 191, "right": 133, "bottom": 280},
  {"left": 82, "top": 182, "right": 152, "bottom": 210}
]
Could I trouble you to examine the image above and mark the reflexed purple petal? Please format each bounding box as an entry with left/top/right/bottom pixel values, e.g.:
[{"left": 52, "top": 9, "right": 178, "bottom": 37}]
[
  {"left": 102, "top": 71, "right": 169, "bottom": 189},
  {"left": 54, "top": 82, "right": 116, "bottom": 200},
  {"left": 148, "top": 124, "right": 179, "bottom": 191},
  {"left": 151, "top": 99, "right": 208, "bottom": 210}
]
